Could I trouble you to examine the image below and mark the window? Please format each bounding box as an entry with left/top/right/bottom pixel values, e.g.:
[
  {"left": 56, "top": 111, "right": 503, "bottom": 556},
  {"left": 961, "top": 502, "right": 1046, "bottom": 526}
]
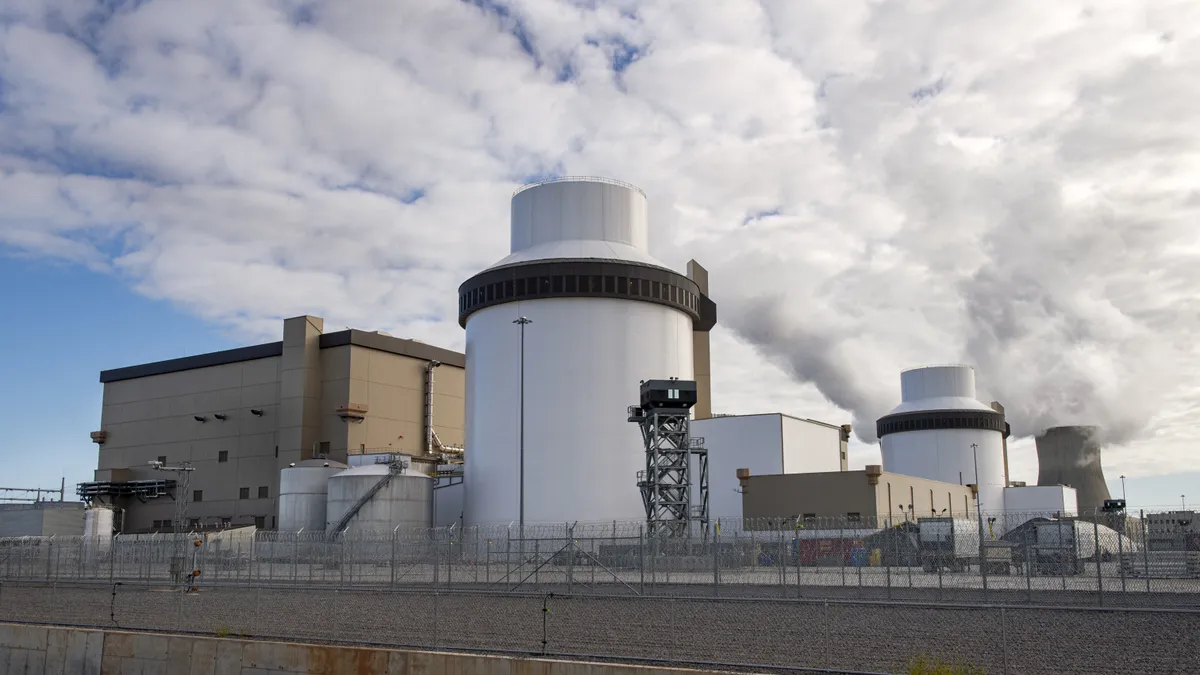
[
  {"left": 318, "top": 441, "right": 330, "bottom": 456},
  {"left": 847, "top": 512, "right": 862, "bottom": 523},
  {"left": 221, "top": 517, "right": 231, "bottom": 528},
  {"left": 603, "top": 276, "right": 615, "bottom": 293},
  {"left": 617, "top": 276, "right": 628, "bottom": 294},
  {"left": 274, "top": 446, "right": 279, "bottom": 458},
  {"left": 504, "top": 280, "right": 514, "bottom": 297},
  {"left": 254, "top": 516, "right": 266, "bottom": 529},
  {"left": 565, "top": 275, "right": 577, "bottom": 293},
  {"left": 189, "top": 518, "right": 200, "bottom": 528},
  {"left": 240, "top": 487, "right": 250, "bottom": 500},
  {"left": 515, "top": 278, "right": 526, "bottom": 296},
  {"left": 157, "top": 455, "right": 166, "bottom": 465},
  {"left": 272, "top": 516, "right": 276, "bottom": 528},
  {"left": 193, "top": 490, "right": 203, "bottom": 502},
  {"left": 218, "top": 450, "right": 228, "bottom": 463},
  {"left": 258, "top": 486, "right": 269, "bottom": 499},
  {"left": 802, "top": 513, "right": 817, "bottom": 523}
]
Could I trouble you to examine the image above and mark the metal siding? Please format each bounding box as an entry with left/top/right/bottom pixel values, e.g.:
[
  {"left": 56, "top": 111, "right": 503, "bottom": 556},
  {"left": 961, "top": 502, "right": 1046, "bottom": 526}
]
[
  {"left": 464, "top": 297, "right": 693, "bottom": 525},
  {"left": 880, "top": 428, "right": 1007, "bottom": 515},
  {"left": 780, "top": 417, "right": 843, "bottom": 474},
  {"left": 40, "top": 506, "right": 85, "bottom": 536},
  {"left": 690, "top": 414, "right": 785, "bottom": 523},
  {"left": 511, "top": 179, "right": 646, "bottom": 253}
]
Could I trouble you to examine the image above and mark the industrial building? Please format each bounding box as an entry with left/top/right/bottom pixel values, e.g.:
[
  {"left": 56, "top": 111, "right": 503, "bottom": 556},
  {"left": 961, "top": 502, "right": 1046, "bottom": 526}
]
[
  {"left": 694, "top": 413, "right": 849, "bottom": 521},
  {"left": 82, "top": 316, "right": 465, "bottom": 533},
  {"left": 458, "top": 177, "right": 717, "bottom": 526},
  {"left": 738, "top": 465, "right": 977, "bottom": 529},
  {"left": 0, "top": 502, "right": 85, "bottom": 537}
]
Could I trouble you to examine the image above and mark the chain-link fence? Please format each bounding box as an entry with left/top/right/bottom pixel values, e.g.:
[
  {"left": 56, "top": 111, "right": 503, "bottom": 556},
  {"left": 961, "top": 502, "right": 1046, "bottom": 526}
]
[
  {"left": 2, "top": 581, "right": 1198, "bottom": 674},
  {"left": 1, "top": 511, "right": 1197, "bottom": 608}
]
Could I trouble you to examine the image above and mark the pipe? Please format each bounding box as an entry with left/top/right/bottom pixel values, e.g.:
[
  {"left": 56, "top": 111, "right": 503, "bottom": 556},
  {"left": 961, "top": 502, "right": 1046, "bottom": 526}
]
[{"left": 424, "top": 360, "right": 442, "bottom": 457}]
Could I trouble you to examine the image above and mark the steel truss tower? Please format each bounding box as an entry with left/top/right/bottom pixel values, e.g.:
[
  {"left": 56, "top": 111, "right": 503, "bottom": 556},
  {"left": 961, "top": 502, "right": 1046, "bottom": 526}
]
[{"left": 629, "top": 379, "right": 709, "bottom": 537}]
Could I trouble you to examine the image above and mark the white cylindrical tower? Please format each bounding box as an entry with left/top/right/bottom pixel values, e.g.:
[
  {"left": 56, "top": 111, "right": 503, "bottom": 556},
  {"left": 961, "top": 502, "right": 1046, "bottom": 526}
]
[
  {"left": 877, "top": 365, "right": 1009, "bottom": 515},
  {"left": 325, "top": 464, "right": 432, "bottom": 533},
  {"left": 459, "top": 178, "right": 716, "bottom": 525},
  {"left": 278, "top": 459, "right": 347, "bottom": 532}
]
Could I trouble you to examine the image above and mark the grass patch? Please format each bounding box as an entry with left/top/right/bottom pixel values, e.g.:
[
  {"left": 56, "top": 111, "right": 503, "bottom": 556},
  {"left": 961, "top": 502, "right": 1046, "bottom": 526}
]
[{"left": 909, "top": 655, "right": 986, "bottom": 674}]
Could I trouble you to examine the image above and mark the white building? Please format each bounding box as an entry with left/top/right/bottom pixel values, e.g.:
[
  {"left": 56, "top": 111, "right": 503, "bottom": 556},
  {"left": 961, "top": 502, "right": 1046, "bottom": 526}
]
[
  {"left": 692, "top": 413, "right": 849, "bottom": 522},
  {"left": 458, "top": 177, "right": 716, "bottom": 526},
  {"left": 877, "top": 365, "right": 1009, "bottom": 516}
]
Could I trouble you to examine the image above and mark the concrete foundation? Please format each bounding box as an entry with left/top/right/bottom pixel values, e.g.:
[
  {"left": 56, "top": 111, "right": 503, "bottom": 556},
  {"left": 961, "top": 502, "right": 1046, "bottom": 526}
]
[{"left": 0, "top": 623, "right": 712, "bottom": 675}]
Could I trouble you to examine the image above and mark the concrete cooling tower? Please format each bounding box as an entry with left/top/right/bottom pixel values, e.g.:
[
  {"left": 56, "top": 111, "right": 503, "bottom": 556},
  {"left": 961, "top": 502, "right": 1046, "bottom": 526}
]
[
  {"left": 1035, "top": 426, "right": 1111, "bottom": 514},
  {"left": 457, "top": 177, "right": 717, "bottom": 525}
]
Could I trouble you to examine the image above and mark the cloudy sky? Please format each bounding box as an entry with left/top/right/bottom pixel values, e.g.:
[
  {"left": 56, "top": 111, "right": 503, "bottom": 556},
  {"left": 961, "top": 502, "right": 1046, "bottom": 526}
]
[{"left": 1, "top": 0, "right": 1197, "bottom": 508}]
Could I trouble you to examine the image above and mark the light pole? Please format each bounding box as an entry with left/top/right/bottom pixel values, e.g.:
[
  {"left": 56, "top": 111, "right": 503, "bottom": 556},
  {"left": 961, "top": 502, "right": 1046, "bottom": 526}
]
[
  {"left": 513, "top": 316, "right": 532, "bottom": 534},
  {"left": 971, "top": 443, "right": 987, "bottom": 590},
  {"left": 1120, "top": 475, "right": 1127, "bottom": 503},
  {"left": 1183, "top": 495, "right": 1187, "bottom": 511}
]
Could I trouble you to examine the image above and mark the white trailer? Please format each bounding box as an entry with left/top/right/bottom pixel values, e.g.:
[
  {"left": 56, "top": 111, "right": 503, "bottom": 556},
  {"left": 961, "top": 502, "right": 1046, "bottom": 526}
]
[
  {"left": 918, "top": 517, "right": 981, "bottom": 572},
  {"left": 1033, "top": 519, "right": 1096, "bottom": 575}
]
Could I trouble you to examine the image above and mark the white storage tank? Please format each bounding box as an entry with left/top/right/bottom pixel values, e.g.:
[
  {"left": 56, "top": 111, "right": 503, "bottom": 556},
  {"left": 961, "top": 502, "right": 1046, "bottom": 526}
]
[
  {"left": 83, "top": 505, "right": 114, "bottom": 539},
  {"left": 278, "top": 459, "right": 347, "bottom": 532},
  {"left": 877, "top": 365, "right": 1009, "bottom": 517},
  {"left": 325, "top": 463, "right": 432, "bottom": 533},
  {"left": 457, "top": 177, "right": 716, "bottom": 525}
]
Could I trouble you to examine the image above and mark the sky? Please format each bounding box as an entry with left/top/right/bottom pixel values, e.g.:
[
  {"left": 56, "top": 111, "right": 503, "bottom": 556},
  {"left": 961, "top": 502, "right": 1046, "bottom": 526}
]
[{"left": 0, "top": 0, "right": 1197, "bottom": 510}]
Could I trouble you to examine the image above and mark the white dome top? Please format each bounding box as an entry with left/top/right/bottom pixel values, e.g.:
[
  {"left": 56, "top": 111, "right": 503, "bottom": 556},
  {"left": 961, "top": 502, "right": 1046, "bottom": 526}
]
[
  {"left": 503, "top": 178, "right": 653, "bottom": 266},
  {"left": 885, "top": 365, "right": 996, "bottom": 415}
]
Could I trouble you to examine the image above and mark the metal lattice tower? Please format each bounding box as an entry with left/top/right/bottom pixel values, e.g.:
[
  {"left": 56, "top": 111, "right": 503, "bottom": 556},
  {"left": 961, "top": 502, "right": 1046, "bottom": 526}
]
[{"left": 630, "top": 379, "right": 709, "bottom": 538}]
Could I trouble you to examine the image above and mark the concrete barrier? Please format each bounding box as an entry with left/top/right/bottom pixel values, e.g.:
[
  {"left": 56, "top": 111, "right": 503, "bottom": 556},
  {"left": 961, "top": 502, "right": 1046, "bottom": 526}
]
[{"left": 0, "top": 622, "right": 726, "bottom": 675}]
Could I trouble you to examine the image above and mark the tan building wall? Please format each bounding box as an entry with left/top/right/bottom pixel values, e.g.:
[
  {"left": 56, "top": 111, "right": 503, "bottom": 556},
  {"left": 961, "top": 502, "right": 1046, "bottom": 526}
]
[
  {"left": 741, "top": 468, "right": 976, "bottom": 529},
  {"left": 91, "top": 316, "right": 464, "bottom": 533}
]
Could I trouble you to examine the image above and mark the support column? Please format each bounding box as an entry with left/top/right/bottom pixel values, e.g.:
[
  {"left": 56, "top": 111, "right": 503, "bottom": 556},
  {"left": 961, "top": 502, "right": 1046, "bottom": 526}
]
[
  {"left": 279, "top": 316, "right": 324, "bottom": 468},
  {"left": 687, "top": 260, "right": 713, "bottom": 420}
]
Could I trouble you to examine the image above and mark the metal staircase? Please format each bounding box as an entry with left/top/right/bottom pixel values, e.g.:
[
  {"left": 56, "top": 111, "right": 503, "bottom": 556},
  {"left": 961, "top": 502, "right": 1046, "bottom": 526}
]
[{"left": 329, "top": 462, "right": 403, "bottom": 534}]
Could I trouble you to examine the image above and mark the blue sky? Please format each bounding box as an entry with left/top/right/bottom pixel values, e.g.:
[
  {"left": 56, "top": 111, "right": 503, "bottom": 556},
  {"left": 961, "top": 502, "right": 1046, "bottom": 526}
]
[{"left": 0, "top": 252, "right": 237, "bottom": 496}]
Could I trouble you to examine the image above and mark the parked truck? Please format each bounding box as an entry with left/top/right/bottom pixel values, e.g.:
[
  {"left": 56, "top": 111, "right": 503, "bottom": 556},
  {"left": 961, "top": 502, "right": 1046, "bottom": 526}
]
[
  {"left": 1033, "top": 519, "right": 1096, "bottom": 575},
  {"left": 918, "top": 517, "right": 981, "bottom": 572}
]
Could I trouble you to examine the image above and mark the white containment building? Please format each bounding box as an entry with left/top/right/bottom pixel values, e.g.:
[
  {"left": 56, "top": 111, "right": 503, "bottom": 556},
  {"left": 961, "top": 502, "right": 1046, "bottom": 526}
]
[
  {"left": 458, "top": 177, "right": 716, "bottom": 525},
  {"left": 278, "top": 459, "right": 347, "bottom": 532},
  {"left": 876, "top": 366, "right": 1009, "bottom": 516}
]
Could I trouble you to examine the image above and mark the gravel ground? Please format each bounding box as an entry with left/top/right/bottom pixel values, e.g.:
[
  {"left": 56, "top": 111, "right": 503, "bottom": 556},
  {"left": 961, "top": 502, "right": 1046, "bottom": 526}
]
[{"left": 2, "top": 581, "right": 1200, "bottom": 675}]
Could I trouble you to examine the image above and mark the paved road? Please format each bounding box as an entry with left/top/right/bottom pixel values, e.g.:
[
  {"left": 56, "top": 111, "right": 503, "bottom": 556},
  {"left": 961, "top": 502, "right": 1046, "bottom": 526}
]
[{"left": 2, "top": 581, "right": 1199, "bottom": 674}]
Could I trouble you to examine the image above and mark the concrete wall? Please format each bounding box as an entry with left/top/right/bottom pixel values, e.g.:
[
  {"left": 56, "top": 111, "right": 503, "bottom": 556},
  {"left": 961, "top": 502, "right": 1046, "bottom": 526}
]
[{"left": 0, "top": 623, "right": 707, "bottom": 675}]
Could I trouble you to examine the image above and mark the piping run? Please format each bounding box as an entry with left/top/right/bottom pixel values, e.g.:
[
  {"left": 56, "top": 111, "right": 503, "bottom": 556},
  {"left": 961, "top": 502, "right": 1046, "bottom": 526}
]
[{"left": 424, "top": 360, "right": 441, "bottom": 457}]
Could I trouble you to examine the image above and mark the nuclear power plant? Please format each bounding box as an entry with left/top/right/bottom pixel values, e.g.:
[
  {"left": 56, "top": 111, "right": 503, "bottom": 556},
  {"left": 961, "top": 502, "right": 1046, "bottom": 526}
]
[{"left": 73, "top": 176, "right": 1124, "bottom": 542}]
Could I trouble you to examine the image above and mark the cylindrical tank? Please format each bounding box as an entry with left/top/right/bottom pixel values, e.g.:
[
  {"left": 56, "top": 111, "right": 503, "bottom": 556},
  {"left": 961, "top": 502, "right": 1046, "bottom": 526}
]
[
  {"left": 457, "top": 178, "right": 714, "bottom": 525},
  {"left": 83, "top": 506, "right": 114, "bottom": 538},
  {"left": 278, "top": 459, "right": 347, "bottom": 532},
  {"left": 325, "top": 464, "right": 432, "bottom": 533},
  {"left": 1035, "top": 426, "right": 1111, "bottom": 514},
  {"left": 876, "top": 365, "right": 1009, "bottom": 516}
]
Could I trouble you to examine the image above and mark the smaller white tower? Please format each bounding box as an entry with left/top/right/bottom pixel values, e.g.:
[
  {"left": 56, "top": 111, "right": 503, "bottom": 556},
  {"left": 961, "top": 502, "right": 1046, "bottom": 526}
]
[{"left": 876, "top": 366, "right": 1009, "bottom": 515}]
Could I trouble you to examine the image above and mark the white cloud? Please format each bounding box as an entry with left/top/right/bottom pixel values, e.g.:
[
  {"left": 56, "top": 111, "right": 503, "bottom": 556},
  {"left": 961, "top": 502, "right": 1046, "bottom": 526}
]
[{"left": 1, "top": 0, "right": 1197, "bottom": 478}]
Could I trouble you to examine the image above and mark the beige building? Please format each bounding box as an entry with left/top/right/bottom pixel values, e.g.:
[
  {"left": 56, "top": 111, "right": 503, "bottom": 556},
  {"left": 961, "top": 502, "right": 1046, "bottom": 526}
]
[
  {"left": 84, "top": 315, "right": 464, "bottom": 533},
  {"left": 739, "top": 465, "right": 977, "bottom": 529}
]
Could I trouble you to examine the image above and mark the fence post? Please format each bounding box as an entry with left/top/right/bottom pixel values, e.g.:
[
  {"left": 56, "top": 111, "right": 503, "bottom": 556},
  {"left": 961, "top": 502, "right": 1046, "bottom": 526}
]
[
  {"left": 1116, "top": 514, "right": 1127, "bottom": 600},
  {"left": 1025, "top": 525, "right": 1033, "bottom": 603},
  {"left": 1141, "top": 510, "right": 1150, "bottom": 595},
  {"left": 432, "top": 531, "right": 439, "bottom": 589},
  {"left": 566, "top": 523, "right": 574, "bottom": 594},
  {"left": 1093, "top": 518, "right": 1103, "bottom": 607},
  {"left": 638, "top": 524, "right": 645, "bottom": 595},
  {"left": 1000, "top": 606, "right": 1009, "bottom": 675}
]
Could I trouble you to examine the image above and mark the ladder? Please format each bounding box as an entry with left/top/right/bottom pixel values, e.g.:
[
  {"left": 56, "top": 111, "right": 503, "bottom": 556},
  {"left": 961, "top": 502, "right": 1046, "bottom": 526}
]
[{"left": 329, "top": 462, "right": 403, "bottom": 534}]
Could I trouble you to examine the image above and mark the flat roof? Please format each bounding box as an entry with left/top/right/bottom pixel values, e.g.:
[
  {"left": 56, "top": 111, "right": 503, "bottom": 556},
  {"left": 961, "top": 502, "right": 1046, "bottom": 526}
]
[
  {"left": 100, "top": 329, "right": 464, "bottom": 383},
  {"left": 702, "top": 412, "right": 844, "bottom": 430}
]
